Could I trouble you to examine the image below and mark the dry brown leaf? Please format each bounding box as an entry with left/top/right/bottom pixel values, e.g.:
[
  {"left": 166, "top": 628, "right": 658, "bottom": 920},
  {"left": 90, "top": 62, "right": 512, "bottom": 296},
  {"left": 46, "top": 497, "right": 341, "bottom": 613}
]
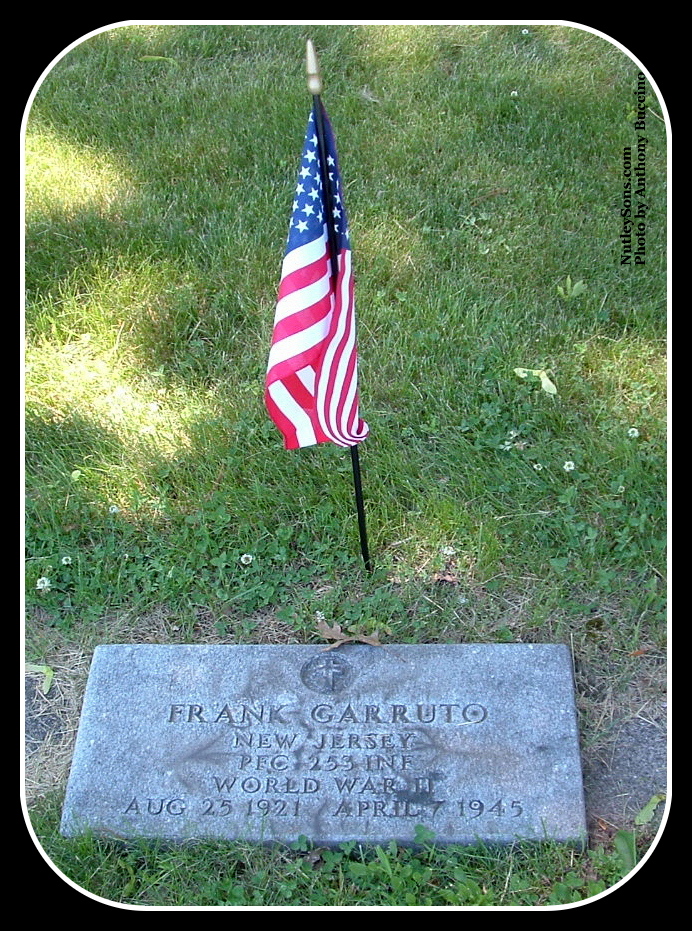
[
  {"left": 316, "top": 619, "right": 346, "bottom": 640},
  {"left": 357, "top": 632, "right": 382, "bottom": 646},
  {"left": 315, "top": 619, "right": 382, "bottom": 650}
]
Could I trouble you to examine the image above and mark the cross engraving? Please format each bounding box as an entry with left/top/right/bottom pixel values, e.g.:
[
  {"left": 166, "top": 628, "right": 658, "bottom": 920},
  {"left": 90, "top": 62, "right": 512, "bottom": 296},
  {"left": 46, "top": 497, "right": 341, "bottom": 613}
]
[{"left": 300, "top": 654, "right": 353, "bottom": 694}]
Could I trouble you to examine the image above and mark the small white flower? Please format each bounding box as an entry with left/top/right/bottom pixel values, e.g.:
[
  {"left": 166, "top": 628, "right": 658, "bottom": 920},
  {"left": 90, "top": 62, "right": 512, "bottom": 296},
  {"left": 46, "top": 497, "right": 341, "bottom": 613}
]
[
  {"left": 36, "top": 577, "right": 52, "bottom": 591},
  {"left": 510, "top": 90, "right": 519, "bottom": 97},
  {"left": 315, "top": 610, "right": 326, "bottom": 623},
  {"left": 627, "top": 427, "right": 640, "bottom": 438},
  {"left": 441, "top": 545, "right": 457, "bottom": 557},
  {"left": 61, "top": 556, "right": 72, "bottom": 565},
  {"left": 508, "top": 429, "right": 520, "bottom": 439},
  {"left": 533, "top": 462, "right": 544, "bottom": 471},
  {"left": 239, "top": 553, "right": 253, "bottom": 566},
  {"left": 563, "top": 461, "right": 576, "bottom": 472},
  {"left": 500, "top": 441, "right": 513, "bottom": 451},
  {"left": 109, "top": 505, "right": 120, "bottom": 514},
  {"left": 521, "top": 28, "right": 530, "bottom": 35}
]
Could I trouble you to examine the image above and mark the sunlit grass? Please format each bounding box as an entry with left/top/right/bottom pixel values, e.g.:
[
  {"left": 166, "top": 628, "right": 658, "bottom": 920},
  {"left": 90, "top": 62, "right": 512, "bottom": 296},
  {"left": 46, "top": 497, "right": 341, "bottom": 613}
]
[
  {"left": 27, "top": 255, "right": 201, "bottom": 354},
  {"left": 26, "top": 338, "right": 203, "bottom": 513},
  {"left": 24, "top": 127, "right": 129, "bottom": 217}
]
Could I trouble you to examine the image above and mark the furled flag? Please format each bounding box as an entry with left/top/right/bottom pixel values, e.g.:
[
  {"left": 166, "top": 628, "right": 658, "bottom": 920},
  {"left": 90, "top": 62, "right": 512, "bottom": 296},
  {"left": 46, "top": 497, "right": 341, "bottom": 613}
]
[{"left": 265, "top": 104, "right": 369, "bottom": 449}]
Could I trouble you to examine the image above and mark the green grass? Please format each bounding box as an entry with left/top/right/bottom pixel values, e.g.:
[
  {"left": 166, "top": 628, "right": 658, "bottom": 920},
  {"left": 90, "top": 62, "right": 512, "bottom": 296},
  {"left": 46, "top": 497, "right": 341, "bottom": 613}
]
[
  {"left": 30, "top": 798, "right": 636, "bottom": 907},
  {"left": 24, "top": 24, "right": 667, "bottom": 907}
]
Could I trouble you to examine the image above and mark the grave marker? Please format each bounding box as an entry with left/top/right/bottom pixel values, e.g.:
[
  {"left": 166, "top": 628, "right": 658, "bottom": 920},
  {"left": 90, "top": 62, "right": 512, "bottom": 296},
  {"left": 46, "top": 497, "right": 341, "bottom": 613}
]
[{"left": 60, "top": 643, "right": 586, "bottom": 846}]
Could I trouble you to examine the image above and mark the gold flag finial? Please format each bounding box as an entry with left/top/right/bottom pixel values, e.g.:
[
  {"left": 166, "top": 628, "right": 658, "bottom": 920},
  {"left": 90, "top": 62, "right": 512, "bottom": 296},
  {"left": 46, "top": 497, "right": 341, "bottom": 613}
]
[{"left": 306, "top": 39, "right": 323, "bottom": 95}]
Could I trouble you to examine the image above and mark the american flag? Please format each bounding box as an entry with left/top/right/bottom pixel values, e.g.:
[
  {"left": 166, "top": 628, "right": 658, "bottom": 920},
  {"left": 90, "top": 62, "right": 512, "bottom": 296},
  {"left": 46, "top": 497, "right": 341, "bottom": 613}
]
[{"left": 265, "top": 103, "right": 369, "bottom": 449}]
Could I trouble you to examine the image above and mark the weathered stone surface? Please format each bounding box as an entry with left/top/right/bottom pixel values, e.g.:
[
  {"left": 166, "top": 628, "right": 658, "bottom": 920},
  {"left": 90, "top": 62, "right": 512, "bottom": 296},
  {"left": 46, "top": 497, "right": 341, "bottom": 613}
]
[{"left": 60, "top": 643, "right": 586, "bottom": 846}]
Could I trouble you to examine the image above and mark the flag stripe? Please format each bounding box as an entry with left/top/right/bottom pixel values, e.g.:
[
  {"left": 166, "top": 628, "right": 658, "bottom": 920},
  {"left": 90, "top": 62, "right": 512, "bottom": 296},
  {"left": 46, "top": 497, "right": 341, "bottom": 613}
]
[
  {"left": 266, "top": 308, "right": 333, "bottom": 383},
  {"left": 276, "top": 252, "right": 330, "bottom": 309},
  {"left": 271, "top": 273, "right": 332, "bottom": 342},
  {"left": 279, "top": 230, "right": 329, "bottom": 281},
  {"left": 315, "top": 250, "right": 364, "bottom": 446},
  {"left": 267, "top": 380, "right": 316, "bottom": 449},
  {"left": 268, "top": 369, "right": 331, "bottom": 448},
  {"left": 328, "top": 256, "right": 358, "bottom": 443}
]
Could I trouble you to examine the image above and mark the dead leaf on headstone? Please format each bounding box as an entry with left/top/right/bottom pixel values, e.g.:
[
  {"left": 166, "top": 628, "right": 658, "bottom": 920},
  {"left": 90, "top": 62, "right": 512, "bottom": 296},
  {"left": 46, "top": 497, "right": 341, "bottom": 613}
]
[
  {"left": 351, "top": 632, "right": 382, "bottom": 647},
  {"left": 316, "top": 619, "right": 347, "bottom": 641},
  {"left": 315, "top": 619, "right": 382, "bottom": 650}
]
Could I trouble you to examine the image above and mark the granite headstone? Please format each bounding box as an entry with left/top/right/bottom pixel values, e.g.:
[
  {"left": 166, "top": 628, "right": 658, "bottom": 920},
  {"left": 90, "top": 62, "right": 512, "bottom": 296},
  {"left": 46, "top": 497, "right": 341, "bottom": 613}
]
[{"left": 60, "top": 643, "right": 586, "bottom": 846}]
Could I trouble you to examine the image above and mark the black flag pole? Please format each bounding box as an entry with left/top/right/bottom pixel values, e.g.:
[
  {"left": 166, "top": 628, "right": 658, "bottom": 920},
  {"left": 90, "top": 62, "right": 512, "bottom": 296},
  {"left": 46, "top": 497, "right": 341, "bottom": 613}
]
[{"left": 306, "top": 40, "right": 373, "bottom": 573}]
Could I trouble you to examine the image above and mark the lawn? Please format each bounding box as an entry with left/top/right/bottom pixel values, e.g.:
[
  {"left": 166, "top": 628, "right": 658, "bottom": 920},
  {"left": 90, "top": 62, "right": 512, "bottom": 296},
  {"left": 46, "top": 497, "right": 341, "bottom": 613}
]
[{"left": 23, "top": 23, "right": 667, "bottom": 908}]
